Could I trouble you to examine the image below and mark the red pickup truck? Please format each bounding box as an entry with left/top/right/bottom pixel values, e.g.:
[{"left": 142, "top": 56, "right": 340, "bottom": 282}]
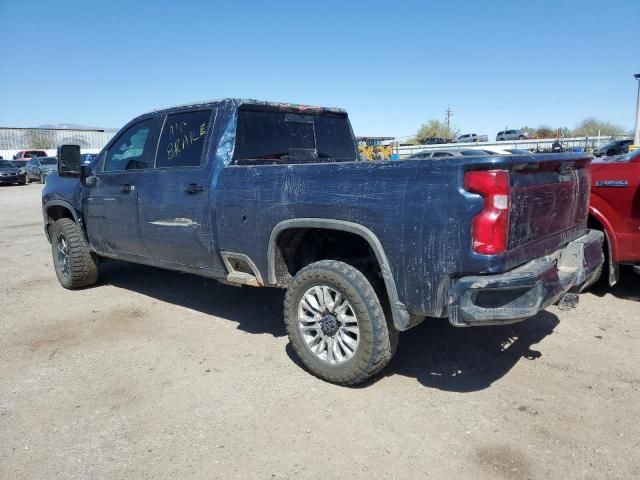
[{"left": 588, "top": 148, "right": 640, "bottom": 285}]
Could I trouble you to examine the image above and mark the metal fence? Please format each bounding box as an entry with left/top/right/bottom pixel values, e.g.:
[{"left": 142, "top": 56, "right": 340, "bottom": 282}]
[{"left": 397, "top": 135, "right": 631, "bottom": 158}]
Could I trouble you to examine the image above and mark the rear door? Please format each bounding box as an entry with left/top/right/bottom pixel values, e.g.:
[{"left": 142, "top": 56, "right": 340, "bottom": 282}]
[
  {"left": 83, "top": 117, "right": 159, "bottom": 257},
  {"left": 137, "top": 108, "right": 221, "bottom": 269}
]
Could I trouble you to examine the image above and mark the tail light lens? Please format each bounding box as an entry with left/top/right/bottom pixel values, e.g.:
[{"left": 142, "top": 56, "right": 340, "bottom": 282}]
[{"left": 464, "top": 170, "right": 510, "bottom": 255}]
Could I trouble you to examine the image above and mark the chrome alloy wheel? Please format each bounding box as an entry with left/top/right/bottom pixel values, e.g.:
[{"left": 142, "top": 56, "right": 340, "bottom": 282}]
[
  {"left": 297, "top": 285, "right": 360, "bottom": 365},
  {"left": 56, "top": 235, "right": 71, "bottom": 278}
]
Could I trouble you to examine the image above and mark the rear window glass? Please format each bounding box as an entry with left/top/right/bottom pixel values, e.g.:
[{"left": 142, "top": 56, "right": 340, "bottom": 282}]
[
  {"left": 233, "top": 110, "right": 357, "bottom": 164},
  {"left": 26, "top": 150, "right": 47, "bottom": 157},
  {"left": 156, "top": 110, "right": 211, "bottom": 168},
  {"left": 40, "top": 158, "right": 57, "bottom": 165}
]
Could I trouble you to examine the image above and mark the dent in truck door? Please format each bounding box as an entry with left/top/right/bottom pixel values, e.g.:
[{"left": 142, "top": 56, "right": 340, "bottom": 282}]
[
  {"left": 136, "top": 109, "right": 222, "bottom": 269},
  {"left": 83, "top": 117, "right": 159, "bottom": 257}
]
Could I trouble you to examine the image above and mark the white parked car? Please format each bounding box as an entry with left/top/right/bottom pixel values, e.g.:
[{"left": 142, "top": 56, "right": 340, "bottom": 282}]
[
  {"left": 455, "top": 133, "right": 488, "bottom": 143},
  {"left": 496, "top": 129, "right": 529, "bottom": 141}
]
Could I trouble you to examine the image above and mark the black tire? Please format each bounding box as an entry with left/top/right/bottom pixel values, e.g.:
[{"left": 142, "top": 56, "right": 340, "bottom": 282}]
[
  {"left": 24, "top": 175, "right": 30, "bottom": 184},
  {"left": 518, "top": 135, "right": 525, "bottom": 140},
  {"left": 606, "top": 150, "right": 614, "bottom": 157},
  {"left": 51, "top": 218, "right": 99, "bottom": 289},
  {"left": 284, "top": 260, "right": 398, "bottom": 385},
  {"left": 40, "top": 174, "right": 45, "bottom": 183}
]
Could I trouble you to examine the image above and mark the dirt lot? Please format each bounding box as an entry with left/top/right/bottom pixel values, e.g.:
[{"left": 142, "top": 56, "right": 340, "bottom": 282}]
[{"left": 1, "top": 183, "right": 639, "bottom": 480}]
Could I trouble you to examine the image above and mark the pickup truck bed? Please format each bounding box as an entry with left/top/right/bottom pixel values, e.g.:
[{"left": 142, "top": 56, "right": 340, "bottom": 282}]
[{"left": 42, "top": 98, "right": 603, "bottom": 384}]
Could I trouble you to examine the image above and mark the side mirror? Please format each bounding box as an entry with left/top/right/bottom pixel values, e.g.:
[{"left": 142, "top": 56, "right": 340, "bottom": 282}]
[
  {"left": 80, "top": 164, "right": 96, "bottom": 186},
  {"left": 57, "top": 144, "right": 82, "bottom": 177}
]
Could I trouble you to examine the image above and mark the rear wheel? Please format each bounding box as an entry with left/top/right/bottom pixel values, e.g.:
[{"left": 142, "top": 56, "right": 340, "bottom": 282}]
[
  {"left": 40, "top": 173, "right": 45, "bottom": 183},
  {"left": 24, "top": 174, "right": 30, "bottom": 184},
  {"left": 284, "top": 260, "right": 398, "bottom": 385},
  {"left": 51, "top": 218, "right": 99, "bottom": 289}
]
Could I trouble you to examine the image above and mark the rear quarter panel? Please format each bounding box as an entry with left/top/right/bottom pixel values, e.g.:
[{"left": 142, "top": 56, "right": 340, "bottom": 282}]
[{"left": 215, "top": 157, "right": 511, "bottom": 317}]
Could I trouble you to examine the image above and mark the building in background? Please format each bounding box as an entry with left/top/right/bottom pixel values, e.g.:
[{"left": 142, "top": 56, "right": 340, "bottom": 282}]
[{"left": 0, "top": 126, "right": 117, "bottom": 158}]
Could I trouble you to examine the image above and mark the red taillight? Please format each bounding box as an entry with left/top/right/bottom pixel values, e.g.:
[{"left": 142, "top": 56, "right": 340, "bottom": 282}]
[{"left": 464, "top": 170, "right": 510, "bottom": 255}]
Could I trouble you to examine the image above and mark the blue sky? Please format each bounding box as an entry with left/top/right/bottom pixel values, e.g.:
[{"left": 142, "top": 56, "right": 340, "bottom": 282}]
[{"left": 0, "top": 0, "right": 638, "bottom": 139}]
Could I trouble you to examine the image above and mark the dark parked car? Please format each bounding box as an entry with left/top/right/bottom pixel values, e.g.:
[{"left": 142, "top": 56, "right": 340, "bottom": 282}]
[
  {"left": 26, "top": 157, "right": 57, "bottom": 183},
  {"left": 43, "top": 98, "right": 603, "bottom": 385},
  {"left": 594, "top": 139, "right": 633, "bottom": 157},
  {"left": 420, "top": 137, "right": 453, "bottom": 145},
  {"left": 0, "top": 160, "right": 27, "bottom": 185}
]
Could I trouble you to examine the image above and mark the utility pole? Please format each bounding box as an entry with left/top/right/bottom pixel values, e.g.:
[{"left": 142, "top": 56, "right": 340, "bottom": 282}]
[
  {"left": 634, "top": 74, "right": 640, "bottom": 147},
  {"left": 445, "top": 107, "right": 452, "bottom": 131}
]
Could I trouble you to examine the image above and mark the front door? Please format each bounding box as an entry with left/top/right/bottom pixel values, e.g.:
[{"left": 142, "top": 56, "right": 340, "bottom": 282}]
[
  {"left": 137, "top": 109, "right": 222, "bottom": 270},
  {"left": 83, "top": 118, "right": 159, "bottom": 258}
]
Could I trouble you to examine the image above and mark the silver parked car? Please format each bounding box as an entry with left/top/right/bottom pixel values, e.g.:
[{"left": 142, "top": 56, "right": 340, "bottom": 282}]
[
  {"left": 455, "top": 133, "right": 488, "bottom": 143},
  {"left": 407, "top": 149, "right": 491, "bottom": 159},
  {"left": 496, "top": 129, "right": 529, "bottom": 141},
  {"left": 25, "top": 157, "right": 57, "bottom": 183}
]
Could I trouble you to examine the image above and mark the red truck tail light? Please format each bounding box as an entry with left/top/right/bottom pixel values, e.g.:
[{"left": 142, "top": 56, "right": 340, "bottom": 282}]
[{"left": 464, "top": 170, "right": 510, "bottom": 255}]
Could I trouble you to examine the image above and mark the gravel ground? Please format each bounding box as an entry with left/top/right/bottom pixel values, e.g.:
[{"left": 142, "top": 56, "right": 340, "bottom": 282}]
[{"left": 1, "top": 183, "right": 639, "bottom": 480}]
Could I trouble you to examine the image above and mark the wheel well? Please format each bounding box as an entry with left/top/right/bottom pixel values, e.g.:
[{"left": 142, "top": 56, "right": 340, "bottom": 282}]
[
  {"left": 46, "top": 205, "right": 75, "bottom": 223},
  {"left": 45, "top": 205, "right": 76, "bottom": 238},
  {"left": 273, "top": 228, "right": 381, "bottom": 286}
]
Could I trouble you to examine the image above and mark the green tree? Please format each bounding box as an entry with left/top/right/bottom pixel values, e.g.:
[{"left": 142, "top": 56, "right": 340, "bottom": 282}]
[
  {"left": 414, "top": 119, "right": 458, "bottom": 144},
  {"left": 572, "top": 117, "right": 626, "bottom": 137}
]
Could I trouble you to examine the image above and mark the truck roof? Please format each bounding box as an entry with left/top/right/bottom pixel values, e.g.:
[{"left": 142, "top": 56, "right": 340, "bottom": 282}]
[{"left": 150, "top": 98, "right": 347, "bottom": 116}]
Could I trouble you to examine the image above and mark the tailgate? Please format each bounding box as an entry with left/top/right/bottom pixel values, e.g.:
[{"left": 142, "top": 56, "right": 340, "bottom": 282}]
[{"left": 507, "top": 154, "right": 592, "bottom": 261}]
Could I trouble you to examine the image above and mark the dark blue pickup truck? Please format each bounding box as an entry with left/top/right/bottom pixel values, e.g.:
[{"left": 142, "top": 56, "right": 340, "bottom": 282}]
[{"left": 42, "top": 98, "right": 603, "bottom": 385}]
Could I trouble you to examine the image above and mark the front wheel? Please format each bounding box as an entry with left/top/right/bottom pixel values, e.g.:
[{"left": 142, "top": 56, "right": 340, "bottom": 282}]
[
  {"left": 51, "top": 218, "right": 99, "bottom": 289},
  {"left": 24, "top": 175, "right": 30, "bottom": 184},
  {"left": 284, "top": 260, "right": 398, "bottom": 385}
]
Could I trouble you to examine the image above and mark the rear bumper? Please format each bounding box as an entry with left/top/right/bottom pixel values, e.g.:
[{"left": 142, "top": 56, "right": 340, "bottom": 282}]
[{"left": 448, "top": 229, "right": 604, "bottom": 327}]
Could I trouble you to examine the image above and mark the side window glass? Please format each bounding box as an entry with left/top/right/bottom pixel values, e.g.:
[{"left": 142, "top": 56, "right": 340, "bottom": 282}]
[
  {"left": 104, "top": 119, "right": 154, "bottom": 172},
  {"left": 156, "top": 110, "right": 211, "bottom": 168}
]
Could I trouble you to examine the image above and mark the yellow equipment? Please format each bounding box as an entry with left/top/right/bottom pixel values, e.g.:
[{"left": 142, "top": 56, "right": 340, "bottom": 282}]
[{"left": 356, "top": 137, "right": 395, "bottom": 160}]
